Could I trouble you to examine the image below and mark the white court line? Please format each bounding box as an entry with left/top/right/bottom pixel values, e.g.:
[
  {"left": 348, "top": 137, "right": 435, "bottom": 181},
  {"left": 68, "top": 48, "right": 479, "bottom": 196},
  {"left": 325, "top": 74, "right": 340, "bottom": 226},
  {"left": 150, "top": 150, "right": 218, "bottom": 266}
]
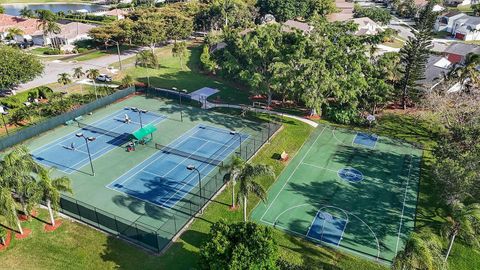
[
  {"left": 161, "top": 131, "right": 240, "bottom": 206},
  {"left": 32, "top": 110, "right": 126, "bottom": 155},
  {"left": 260, "top": 126, "right": 327, "bottom": 221},
  {"left": 59, "top": 144, "right": 89, "bottom": 155},
  {"left": 301, "top": 162, "right": 338, "bottom": 173},
  {"left": 394, "top": 154, "right": 414, "bottom": 254},
  {"left": 189, "top": 136, "right": 228, "bottom": 146},
  {"left": 113, "top": 126, "right": 204, "bottom": 186},
  {"left": 63, "top": 113, "right": 167, "bottom": 172}
]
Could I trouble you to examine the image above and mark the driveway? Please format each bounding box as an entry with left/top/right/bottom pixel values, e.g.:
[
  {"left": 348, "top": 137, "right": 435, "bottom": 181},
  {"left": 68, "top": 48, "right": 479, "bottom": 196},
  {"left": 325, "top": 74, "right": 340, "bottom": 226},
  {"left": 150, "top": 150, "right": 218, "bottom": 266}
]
[{"left": 16, "top": 47, "right": 145, "bottom": 92}]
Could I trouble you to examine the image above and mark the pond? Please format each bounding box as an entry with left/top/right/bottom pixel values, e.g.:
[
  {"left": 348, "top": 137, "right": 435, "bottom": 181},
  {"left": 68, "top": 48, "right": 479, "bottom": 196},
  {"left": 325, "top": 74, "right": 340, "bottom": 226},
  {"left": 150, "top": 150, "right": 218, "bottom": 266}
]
[{"left": 1, "top": 3, "right": 106, "bottom": 16}]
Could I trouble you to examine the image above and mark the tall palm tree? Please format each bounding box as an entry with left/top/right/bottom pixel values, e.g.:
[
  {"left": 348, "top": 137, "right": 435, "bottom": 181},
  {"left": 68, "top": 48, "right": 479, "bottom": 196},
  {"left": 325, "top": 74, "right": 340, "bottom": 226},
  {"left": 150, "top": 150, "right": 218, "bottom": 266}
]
[
  {"left": 236, "top": 163, "right": 274, "bottom": 222},
  {"left": 57, "top": 73, "right": 72, "bottom": 86},
  {"left": 222, "top": 156, "right": 246, "bottom": 209},
  {"left": 36, "top": 10, "right": 60, "bottom": 47},
  {"left": 392, "top": 231, "right": 443, "bottom": 270},
  {"left": 37, "top": 168, "right": 72, "bottom": 226},
  {"left": 86, "top": 69, "right": 100, "bottom": 99},
  {"left": 0, "top": 187, "right": 24, "bottom": 235},
  {"left": 1, "top": 145, "right": 41, "bottom": 217},
  {"left": 72, "top": 67, "right": 85, "bottom": 80},
  {"left": 442, "top": 202, "right": 480, "bottom": 263},
  {"left": 19, "top": 7, "right": 34, "bottom": 18}
]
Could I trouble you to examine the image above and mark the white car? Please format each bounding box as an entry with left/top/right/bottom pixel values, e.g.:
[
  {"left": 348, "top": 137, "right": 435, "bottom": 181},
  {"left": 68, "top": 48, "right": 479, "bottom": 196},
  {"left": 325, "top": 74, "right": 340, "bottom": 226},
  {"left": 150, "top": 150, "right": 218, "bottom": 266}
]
[{"left": 96, "top": 74, "right": 112, "bottom": 82}]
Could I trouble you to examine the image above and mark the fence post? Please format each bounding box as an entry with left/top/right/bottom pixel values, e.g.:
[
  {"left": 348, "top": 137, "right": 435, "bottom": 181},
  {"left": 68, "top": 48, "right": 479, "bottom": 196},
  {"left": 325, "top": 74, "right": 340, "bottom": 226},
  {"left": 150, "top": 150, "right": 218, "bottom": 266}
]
[{"left": 94, "top": 208, "right": 100, "bottom": 228}]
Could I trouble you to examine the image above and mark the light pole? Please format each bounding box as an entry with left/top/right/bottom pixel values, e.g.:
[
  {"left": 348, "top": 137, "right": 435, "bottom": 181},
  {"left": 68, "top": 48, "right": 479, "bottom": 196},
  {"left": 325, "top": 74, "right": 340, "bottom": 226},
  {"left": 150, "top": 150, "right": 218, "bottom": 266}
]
[
  {"left": 76, "top": 133, "right": 96, "bottom": 176},
  {"left": 230, "top": 131, "right": 242, "bottom": 158},
  {"left": 130, "top": 107, "right": 148, "bottom": 128},
  {"left": 1, "top": 111, "right": 9, "bottom": 135},
  {"left": 186, "top": 165, "right": 203, "bottom": 214}
]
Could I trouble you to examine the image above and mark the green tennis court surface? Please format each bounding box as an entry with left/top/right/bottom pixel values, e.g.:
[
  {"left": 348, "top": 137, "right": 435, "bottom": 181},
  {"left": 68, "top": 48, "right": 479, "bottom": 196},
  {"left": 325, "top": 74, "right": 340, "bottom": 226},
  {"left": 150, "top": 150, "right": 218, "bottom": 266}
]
[
  {"left": 25, "top": 93, "right": 279, "bottom": 252},
  {"left": 251, "top": 125, "right": 422, "bottom": 263}
]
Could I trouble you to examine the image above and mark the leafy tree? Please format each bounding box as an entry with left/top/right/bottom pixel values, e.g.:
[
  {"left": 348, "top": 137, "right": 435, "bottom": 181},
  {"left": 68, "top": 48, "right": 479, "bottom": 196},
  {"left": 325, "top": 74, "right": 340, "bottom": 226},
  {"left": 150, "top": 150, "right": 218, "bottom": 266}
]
[
  {"left": 392, "top": 231, "right": 443, "bottom": 270},
  {"left": 121, "top": 75, "right": 135, "bottom": 87},
  {"left": 397, "top": 2, "right": 435, "bottom": 109},
  {"left": 200, "top": 45, "right": 217, "bottom": 73},
  {"left": 354, "top": 5, "right": 392, "bottom": 25},
  {"left": 37, "top": 168, "right": 72, "bottom": 226},
  {"left": 172, "top": 41, "right": 188, "bottom": 70},
  {"left": 0, "top": 186, "right": 24, "bottom": 235},
  {"left": 396, "top": 0, "right": 417, "bottom": 18},
  {"left": 19, "top": 7, "right": 35, "bottom": 18},
  {"left": 199, "top": 220, "right": 278, "bottom": 269},
  {"left": 0, "top": 46, "right": 44, "bottom": 89},
  {"left": 196, "top": 0, "right": 257, "bottom": 31},
  {"left": 135, "top": 50, "right": 158, "bottom": 68},
  {"left": 472, "top": 3, "right": 480, "bottom": 16},
  {"left": 307, "top": 0, "right": 337, "bottom": 17},
  {"left": 236, "top": 163, "right": 274, "bottom": 222},
  {"left": 162, "top": 8, "right": 194, "bottom": 41},
  {"left": 57, "top": 72, "right": 72, "bottom": 86},
  {"left": 447, "top": 53, "right": 480, "bottom": 92},
  {"left": 442, "top": 203, "right": 480, "bottom": 263},
  {"left": 9, "top": 107, "right": 32, "bottom": 126},
  {"left": 257, "top": 0, "right": 309, "bottom": 22},
  {"left": 132, "top": 16, "right": 166, "bottom": 54},
  {"left": 0, "top": 6, "right": 4, "bottom": 14},
  {"left": 6, "top": 27, "right": 24, "bottom": 40}
]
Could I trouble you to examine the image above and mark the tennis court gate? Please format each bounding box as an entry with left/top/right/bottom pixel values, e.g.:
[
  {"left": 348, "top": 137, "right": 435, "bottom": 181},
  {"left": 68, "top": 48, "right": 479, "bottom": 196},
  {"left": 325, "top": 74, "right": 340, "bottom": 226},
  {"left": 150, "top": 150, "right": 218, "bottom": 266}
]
[{"left": 57, "top": 121, "right": 282, "bottom": 253}]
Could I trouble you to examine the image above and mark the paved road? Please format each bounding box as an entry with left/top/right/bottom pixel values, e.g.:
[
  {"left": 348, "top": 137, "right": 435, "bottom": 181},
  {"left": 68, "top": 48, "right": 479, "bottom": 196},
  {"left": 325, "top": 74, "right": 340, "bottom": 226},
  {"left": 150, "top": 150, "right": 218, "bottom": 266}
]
[{"left": 17, "top": 47, "right": 145, "bottom": 92}]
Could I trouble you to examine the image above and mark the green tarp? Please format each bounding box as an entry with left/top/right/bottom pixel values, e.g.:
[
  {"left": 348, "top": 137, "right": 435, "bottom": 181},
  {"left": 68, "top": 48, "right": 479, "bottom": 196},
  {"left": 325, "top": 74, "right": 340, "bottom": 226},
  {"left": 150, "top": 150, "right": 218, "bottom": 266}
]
[{"left": 131, "top": 124, "right": 157, "bottom": 140}]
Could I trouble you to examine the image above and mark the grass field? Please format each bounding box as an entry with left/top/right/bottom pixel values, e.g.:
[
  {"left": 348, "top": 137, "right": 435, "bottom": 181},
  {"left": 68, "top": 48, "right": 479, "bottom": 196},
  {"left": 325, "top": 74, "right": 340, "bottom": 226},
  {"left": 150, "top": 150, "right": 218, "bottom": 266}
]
[
  {"left": 116, "top": 44, "right": 252, "bottom": 104},
  {"left": 252, "top": 124, "right": 421, "bottom": 263},
  {"left": 1, "top": 110, "right": 479, "bottom": 269}
]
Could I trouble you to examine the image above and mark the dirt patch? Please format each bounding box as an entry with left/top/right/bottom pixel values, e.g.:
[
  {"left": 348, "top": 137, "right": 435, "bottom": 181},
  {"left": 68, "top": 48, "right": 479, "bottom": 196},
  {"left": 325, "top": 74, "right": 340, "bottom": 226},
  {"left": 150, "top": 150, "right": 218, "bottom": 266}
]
[
  {"left": 44, "top": 220, "right": 63, "bottom": 232},
  {"left": 15, "top": 228, "right": 32, "bottom": 239},
  {"left": 0, "top": 230, "right": 12, "bottom": 251}
]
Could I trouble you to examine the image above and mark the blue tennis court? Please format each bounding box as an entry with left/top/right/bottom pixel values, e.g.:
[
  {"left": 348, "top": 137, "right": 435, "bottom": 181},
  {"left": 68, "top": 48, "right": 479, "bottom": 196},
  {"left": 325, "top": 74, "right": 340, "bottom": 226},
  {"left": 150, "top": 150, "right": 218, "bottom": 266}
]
[
  {"left": 107, "top": 125, "right": 249, "bottom": 209},
  {"left": 307, "top": 211, "right": 348, "bottom": 246},
  {"left": 31, "top": 108, "right": 165, "bottom": 174}
]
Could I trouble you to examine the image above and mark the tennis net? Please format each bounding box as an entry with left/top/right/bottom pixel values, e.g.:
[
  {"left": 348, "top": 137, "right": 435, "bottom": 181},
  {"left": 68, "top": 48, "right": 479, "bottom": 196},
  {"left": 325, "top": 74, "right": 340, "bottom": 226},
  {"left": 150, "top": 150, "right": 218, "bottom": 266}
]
[
  {"left": 154, "top": 143, "right": 223, "bottom": 166},
  {"left": 77, "top": 122, "right": 128, "bottom": 139}
]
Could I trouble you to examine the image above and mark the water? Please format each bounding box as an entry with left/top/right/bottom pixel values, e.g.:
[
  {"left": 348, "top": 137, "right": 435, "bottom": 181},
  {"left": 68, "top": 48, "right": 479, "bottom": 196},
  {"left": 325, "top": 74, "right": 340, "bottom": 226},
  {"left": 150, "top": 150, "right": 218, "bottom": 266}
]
[{"left": 2, "top": 3, "right": 106, "bottom": 16}]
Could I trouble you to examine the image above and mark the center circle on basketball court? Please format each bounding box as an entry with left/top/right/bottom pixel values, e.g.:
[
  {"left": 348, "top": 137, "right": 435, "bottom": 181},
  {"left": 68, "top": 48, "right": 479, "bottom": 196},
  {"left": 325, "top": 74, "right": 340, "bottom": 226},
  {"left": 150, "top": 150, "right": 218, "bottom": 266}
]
[{"left": 338, "top": 168, "right": 364, "bottom": 183}]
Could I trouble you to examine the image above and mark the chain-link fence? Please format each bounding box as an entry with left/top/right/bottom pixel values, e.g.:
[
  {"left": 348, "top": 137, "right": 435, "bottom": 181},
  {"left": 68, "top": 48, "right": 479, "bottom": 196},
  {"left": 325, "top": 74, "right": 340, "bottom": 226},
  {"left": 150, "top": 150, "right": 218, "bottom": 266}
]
[
  {"left": 0, "top": 86, "right": 136, "bottom": 151},
  {"left": 58, "top": 120, "right": 281, "bottom": 253}
]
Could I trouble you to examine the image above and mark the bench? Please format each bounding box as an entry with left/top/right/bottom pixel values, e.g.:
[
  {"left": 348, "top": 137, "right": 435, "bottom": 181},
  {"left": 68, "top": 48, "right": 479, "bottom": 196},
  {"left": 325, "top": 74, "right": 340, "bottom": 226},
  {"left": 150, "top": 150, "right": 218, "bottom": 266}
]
[
  {"left": 74, "top": 116, "right": 84, "bottom": 121},
  {"left": 65, "top": 120, "right": 74, "bottom": 126}
]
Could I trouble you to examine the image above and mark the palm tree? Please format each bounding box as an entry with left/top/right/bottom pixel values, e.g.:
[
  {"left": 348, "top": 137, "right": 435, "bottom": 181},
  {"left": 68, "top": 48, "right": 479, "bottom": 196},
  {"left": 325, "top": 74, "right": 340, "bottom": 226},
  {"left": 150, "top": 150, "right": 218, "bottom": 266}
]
[
  {"left": 86, "top": 69, "right": 100, "bottom": 99},
  {"left": 392, "top": 231, "right": 443, "bottom": 270},
  {"left": 222, "top": 156, "right": 246, "bottom": 209},
  {"left": 442, "top": 202, "right": 480, "bottom": 263},
  {"left": 447, "top": 53, "right": 480, "bottom": 92},
  {"left": 0, "top": 187, "right": 24, "bottom": 235},
  {"left": 72, "top": 67, "right": 85, "bottom": 80},
  {"left": 236, "top": 163, "right": 274, "bottom": 222},
  {"left": 172, "top": 41, "right": 188, "bottom": 70},
  {"left": 6, "top": 27, "right": 24, "bottom": 41},
  {"left": 37, "top": 168, "right": 72, "bottom": 226},
  {"left": 19, "top": 7, "right": 34, "bottom": 18},
  {"left": 1, "top": 145, "right": 41, "bottom": 218},
  {"left": 121, "top": 75, "right": 134, "bottom": 87},
  {"left": 57, "top": 73, "right": 72, "bottom": 87},
  {"left": 36, "top": 10, "right": 60, "bottom": 48}
]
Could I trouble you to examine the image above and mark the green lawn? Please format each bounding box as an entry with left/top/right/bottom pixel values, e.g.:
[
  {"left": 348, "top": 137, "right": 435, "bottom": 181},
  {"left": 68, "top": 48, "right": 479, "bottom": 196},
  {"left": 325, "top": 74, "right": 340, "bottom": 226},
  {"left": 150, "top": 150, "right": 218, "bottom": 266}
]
[
  {"left": 117, "top": 44, "right": 252, "bottom": 104},
  {"left": 66, "top": 45, "right": 134, "bottom": 62}
]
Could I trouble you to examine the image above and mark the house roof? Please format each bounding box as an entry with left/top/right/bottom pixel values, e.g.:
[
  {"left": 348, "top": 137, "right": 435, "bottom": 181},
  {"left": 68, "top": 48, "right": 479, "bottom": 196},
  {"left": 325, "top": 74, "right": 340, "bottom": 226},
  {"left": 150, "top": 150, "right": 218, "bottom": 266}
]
[
  {"left": 420, "top": 55, "right": 450, "bottom": 87},
  {"left": 0, "top": 14, "right": 42, "bottom": 35},
  {"left": 103, "top": 9, "right": 129, "bottom": 17},
  {"left": 444, "top": 43, "right": 480, "bottom": 56},
  {"left": 281, "top": 20, "right": 313, "bottom": 34},
  {"left": 327, "top": 0, "right": 354, "bottom": 22},
  {"left": 351, "top": 17, "right": 382, "bottom": 35},
  {"left": 351, "top": 17, "right": 379, "bottom": 28},
  {"left": 57, "top": 22, "right": 96, "bottom": 40},
  {"left": 441, "top": 11, "right": 463, "bottom": 18}
]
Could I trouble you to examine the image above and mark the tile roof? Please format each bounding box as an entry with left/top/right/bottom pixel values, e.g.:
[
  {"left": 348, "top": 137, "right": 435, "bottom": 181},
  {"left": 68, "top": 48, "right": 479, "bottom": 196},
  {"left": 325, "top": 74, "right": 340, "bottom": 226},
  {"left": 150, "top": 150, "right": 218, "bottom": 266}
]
[
  {"left": 0, "top": 14, "right": 42, "bottom": 35},
  {"left": 444, "top": 43, "right": 480, "bottom": 56}
]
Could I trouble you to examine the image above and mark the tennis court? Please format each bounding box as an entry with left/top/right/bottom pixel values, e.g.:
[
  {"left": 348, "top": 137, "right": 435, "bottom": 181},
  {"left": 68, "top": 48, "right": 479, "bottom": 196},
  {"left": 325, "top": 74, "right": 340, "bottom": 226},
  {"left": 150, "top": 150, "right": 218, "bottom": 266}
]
[
  {"left": 251, "top": 125, "right": 422, "bottom": 263},
  {"left": 31, "top": 108, "right": 165, "bottom": 174},
  {"left": 107, "top": 125, "right": 248, "bottom": 209}
]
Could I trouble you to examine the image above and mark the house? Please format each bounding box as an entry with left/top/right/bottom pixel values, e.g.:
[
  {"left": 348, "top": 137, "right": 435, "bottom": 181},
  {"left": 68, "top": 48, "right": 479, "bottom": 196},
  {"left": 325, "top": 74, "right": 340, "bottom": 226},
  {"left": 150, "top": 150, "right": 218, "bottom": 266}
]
[
  {"left": 420, "top": 55, "right": 453, "bottom": 90},
  {"left": 327, "top": 0, "right": 354, "bottom": 22},
  {"left": 442, "top": 43, "right": 480, "bottom": 64},
  {"left": 96, "top": 9, "right": 130, "bottom": 20},
  {"left": 351, "top": 17, "right": 383, "bottom": 36},
  {"left": 47, "top": 21, "right": 96, "bottom": 47},
  {"left": 281, "top": 20, "right": 314, "bottom": 35},
  {"left": 0, "top": 14, "right": 42, "bottom": 44},
  {"left": 435, "top": 12, "right": 480, "bottom": 41},
  {"left": 444, "top": 0, "right": 478, "bottom": 7}
]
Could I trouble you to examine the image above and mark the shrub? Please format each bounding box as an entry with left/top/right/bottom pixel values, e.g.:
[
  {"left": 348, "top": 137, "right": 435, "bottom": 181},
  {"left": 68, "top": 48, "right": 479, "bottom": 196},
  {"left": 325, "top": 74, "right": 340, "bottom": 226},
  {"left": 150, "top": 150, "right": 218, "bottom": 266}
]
[
  {"left": 77, "top": 48, "right": 89, "bottom": 53},
  {"left": 43, "top": 48, "right": 62, "bottom": 55}
]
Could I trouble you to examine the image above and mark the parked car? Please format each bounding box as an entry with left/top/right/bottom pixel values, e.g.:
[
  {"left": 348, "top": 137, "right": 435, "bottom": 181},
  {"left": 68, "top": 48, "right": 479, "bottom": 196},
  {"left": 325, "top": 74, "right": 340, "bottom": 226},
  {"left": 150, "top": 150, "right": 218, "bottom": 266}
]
[{"left": 96, "top": 74, "right": 112, "bottom": 82}]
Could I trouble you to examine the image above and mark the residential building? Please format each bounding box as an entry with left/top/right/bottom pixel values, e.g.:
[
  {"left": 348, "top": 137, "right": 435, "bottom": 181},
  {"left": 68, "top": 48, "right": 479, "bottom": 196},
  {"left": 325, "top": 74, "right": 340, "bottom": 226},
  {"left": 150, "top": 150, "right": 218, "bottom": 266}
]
[
  {"left": 351, "top": 17, "right": 383, "bottom": 36},
  {"left": 420, "top": 55, "right": 452, "bottom": 90},
  {"left": 0, "top": 14, "right": 42, "bottom": 44},
  {"left": 442, "top": 43, "right": 480, "bottom": 64},
  {"left": 281, "top": 20, "right": 314, "bottom": 35},
  {"left": 327, "top": 0, "right": 354, "bottom": 22},
  {"left": 435, "top": 12, "right": 480, "bottom": 41}
]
